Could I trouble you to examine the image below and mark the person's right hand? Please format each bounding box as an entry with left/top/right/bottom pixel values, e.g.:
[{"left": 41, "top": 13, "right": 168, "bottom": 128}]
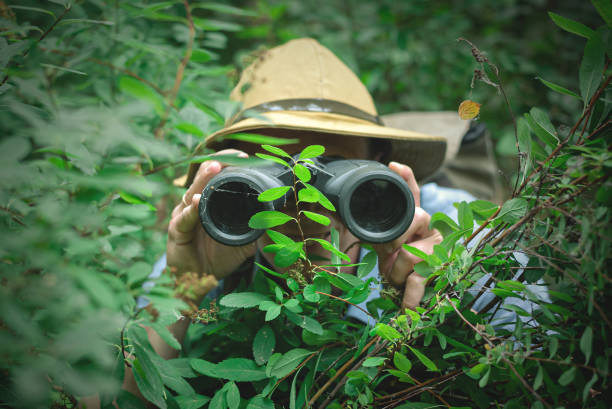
[{"left": 167, "top": 149, "right": 258, "bottom": 281}]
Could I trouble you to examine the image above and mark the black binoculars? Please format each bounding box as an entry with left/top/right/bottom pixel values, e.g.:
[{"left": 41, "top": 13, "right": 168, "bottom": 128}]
[{"left": 198, "top": 156, "right": 415, "bottom": 246}]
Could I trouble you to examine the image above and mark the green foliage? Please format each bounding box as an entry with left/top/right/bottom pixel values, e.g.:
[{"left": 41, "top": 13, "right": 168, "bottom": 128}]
[{"left": 1, "top": 1, "right": 610, "bottom": 409}]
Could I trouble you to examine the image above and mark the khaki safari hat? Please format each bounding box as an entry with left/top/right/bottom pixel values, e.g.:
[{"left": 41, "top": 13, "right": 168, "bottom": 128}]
[{"left": 182, "top": 38, "right": 447, "bottom": 186}]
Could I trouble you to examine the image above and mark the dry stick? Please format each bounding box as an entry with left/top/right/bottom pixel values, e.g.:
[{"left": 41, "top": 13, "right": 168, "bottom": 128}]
[
  {"left": 308, "top": 336, "right": 379, "bottom": 407},
  {"left": 445, "top": 295, "right": 553, "bottom": 409},
  {"left": 153, "top": 0, "right": 195, "bottom": 140},
  {"left": 0, "top": 5, "right": 72, "bottom": 87},
  {"left": 315, "top": 291, "right": 374, "bottom": 319}
]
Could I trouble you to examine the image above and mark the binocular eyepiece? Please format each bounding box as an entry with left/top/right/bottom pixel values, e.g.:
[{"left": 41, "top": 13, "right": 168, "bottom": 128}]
[{"left": 198, "top": 156, "right": 415, "bottom": 246}]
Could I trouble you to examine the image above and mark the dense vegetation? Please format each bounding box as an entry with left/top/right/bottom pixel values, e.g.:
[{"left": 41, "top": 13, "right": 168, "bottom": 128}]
[{"left": 0, "top": 1, "right": 610, "bottom": 408}]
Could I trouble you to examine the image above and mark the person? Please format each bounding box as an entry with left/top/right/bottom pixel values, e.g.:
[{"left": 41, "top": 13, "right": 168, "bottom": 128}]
[{"left": 92, "top": 37, "right": 483, "bottom": 406}]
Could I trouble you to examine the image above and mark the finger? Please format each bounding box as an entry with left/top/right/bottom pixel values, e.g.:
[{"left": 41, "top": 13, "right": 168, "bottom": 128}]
[
  {"left": 382, "top": 233, "right": 441, "bottom": 287},
  {"left": 168, "top": 194, "right": 202, "bottom": 245},
  {"left": 402, "top": 272, "right": 426, "bottom": 310},
  {"left": 184, "top": 149, "right": 249, "bottom": 205},
  {"left": 388, "top": 161, "right": 420, "bottom": 207},
  {"left": 371, "top": 207, "right": 431, "bottom": 257}
]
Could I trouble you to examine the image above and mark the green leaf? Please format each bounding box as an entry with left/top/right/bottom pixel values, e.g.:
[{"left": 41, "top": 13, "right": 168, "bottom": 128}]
[
  {"left": 457, "top": 201, "right": 474, "bottom": 233},
  {"left": 393, "top": 352, "right": 412, "bottom": 373},
  {"left": 357, "top": 251, "right": 377, "bottom": 278},
  {"left": 307, "top": 238, "right": 350, "bottom": 261},
  {"left": 371, "top": 323, "right": 402, "bottom": 341},
  {"left": 246, "top": 396, "right": 275, "bottom": 409},
  {"left": 209, "top": 388, "right": 226, "bottom": 409},
  {"left": 150, "top": 322, "right": 181, "bottom": 351},
  {"left": 253, "top": 325, "right": 276, "bottom": 365},
  {"left": 402, "top": 245, "right": 429, "bottom": 261},
  {"left": 558, "top": 367, "right": 576, "bottom": 386},
  {"left": 548, "top": 12, "right": 595, "bottom": 39},
  {"left": 536, "top": 77, "right": 581, "bottom": 99},
  {"left": 534, "top": 364, "right": 544, "bottom": 391},
  {"left": 407, "top": 345, "right": 439, "bottom": 371},
  {"left": 302, "top": 211, "right": 330, "bottom": 226},
  {"left": 132, "top": 345, "right": 167, "bottom": 409},
  {"left": 298, "top": 145, "right": 325, "bottom": 159},
  {"left": 469, "top": 200, "right": 499, "bottom": 221},
  {"left": 265, "top": 304, "right": 282, "bottom": 321},
  {"left": 249, "top": 210, "right": 294, "bottom": 229},
  {"left": 303, "top": 285, "right": 320, "bottom": 302},
  {"left": 174, "top": 394, "right": 210, "bottom": 409},
  {"left": 270, "top": 348, "right": 313, "bottom": 379},
  {"left": 580, "top": 326, "right": 593, "bottom": 364},
  {"left": 497, "top": 280, "right": 526, "bottom": 291},
  {"left": 294, "top": 163, "right": 311, "bottom": 183},
  {"left": 261, "top": 144, "right": 292, "bottom": 158},
  {"left": 430, "top": 212, "right": 460, "bottom": 236},
  {"left": 273, "top": 242, "right": 304, "bottom": 268},
  {"left": 219, "top": 292, "right": 270, "bottom": 308},
  {"left": 526, "top": 108, "right": 559, "bottom": 148},
  {"left": 579, "top": 30, "right": 605, "bottom": 107},
  {"left": 297, "top": 185, "right": 319, "bottom": 202},
  {"left": 258, "top": 186, "right": 291, "bottom": 202},
  {"left": 479, "top": 367, "right": 491, "bottom": 387},
  {"left": 118, "top": 76, "right": 164, "bottom": 115},
  {"left": 255, "top": 153, "right": 291, "bottom": 168},
  {"left": 175, "top": 122, "right": 204, "bottom": 137},
  {"left": 498, "top": 198, "right": 528, "bottom": 224},
  {"left": 583, "top": 373, "right": 599, "bottom": 402},
  {"left": 549, "top": 337, "right": 559, "bottom": 358},
  {"left": 215, "top": 358, "right": 268, "bottom": 382},
  {"left": 226, "top": 382, "right": 240, "bottom": 409},
  {"left": 266, "top": 230, "right": 295, "bottom": 245},
  {"left": 285, "top": 310, "right": 324, "bottom": 335},
  {"left": 224, "top": 133, "right": 299, "bottom": 146},
  {"left": 592, "top": 0, "right": 612, "bottom": 27},
  {"left": 362, "top": 357, "right": 387, "bottom": 367}
]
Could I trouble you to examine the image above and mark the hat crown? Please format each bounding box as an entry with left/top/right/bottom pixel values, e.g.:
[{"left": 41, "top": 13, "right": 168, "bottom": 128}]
[{"left": 231, "top": 38, "right": 378, "bottom": 116}]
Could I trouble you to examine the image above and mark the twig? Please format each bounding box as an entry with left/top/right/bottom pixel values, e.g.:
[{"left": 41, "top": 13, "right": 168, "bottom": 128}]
[
  {"left": 1, "top": 5, "right": 72, "bottom": 87},
  {"left": 315, "top": 291, "right": 374, "bottom": 319},
  {"left": 154, "top": 0, "right": 195, "bottom": 140},
  {"left": 0, "top": 206, "right": 26, "bottom": 226},
  {"left": 525, "top": 356, "right": 611, "bottom": 378}
]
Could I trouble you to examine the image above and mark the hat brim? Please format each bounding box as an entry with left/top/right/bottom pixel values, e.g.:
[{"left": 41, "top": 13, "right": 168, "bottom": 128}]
[{"left": 180, "top": 111, "right": 447, "bottom": 187}]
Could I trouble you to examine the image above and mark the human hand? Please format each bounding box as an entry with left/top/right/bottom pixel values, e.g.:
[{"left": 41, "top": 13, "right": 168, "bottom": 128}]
[
  {"left": 370, "top": 162, "right": 442, "bottom": 310},
  {"left": 166, "top": 149, "right": 258, "bottom": 284}
]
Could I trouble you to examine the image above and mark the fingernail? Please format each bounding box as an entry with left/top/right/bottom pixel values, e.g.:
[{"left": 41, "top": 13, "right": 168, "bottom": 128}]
[{"left": 238, "top": 152, "right": 248, "bottom": 158}]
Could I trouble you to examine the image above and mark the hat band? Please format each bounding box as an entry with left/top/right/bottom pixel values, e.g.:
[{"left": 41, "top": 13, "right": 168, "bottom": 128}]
[{"left": 227, "top": 98, "right": 383, "bottom": 127}]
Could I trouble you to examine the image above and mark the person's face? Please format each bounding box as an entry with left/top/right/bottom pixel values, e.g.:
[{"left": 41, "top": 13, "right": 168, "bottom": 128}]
[{"left": 234, "top": 130, "right": 370, "bottom": 272}]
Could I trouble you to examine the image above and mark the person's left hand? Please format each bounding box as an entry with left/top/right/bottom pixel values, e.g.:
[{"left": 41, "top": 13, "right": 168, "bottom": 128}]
[{"left": 370, "top": 162, "right": 442, "bottom": 310}]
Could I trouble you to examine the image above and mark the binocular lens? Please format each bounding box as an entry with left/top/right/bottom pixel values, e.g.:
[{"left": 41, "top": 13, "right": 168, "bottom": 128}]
[
  {"left": 349, "top": 179, "right": 407, "bottom": 233},
  {"left": 208, "top": 182, "right": 264, "bottom": 235}
]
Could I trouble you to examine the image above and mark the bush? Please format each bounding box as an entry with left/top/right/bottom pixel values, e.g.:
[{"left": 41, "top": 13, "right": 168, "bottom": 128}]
[{"left": 0, "top": 1, "right": 610, "bottom": 408}]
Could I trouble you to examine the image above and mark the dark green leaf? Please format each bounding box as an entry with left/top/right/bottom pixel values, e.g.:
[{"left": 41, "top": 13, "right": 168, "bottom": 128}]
[
  {"left": 219, "top": 292, "right": 270, "bottom": 308},
  {"left": 393, "top": 352, "right": 412, "bottom": 373},
  {"left": 592, "top": 0, "right": 612, "bottom": 27},
  {"left": 548, "top": 12, "right": 595, "bottom": 38},
  {"left": 579, "top": 31, "right": 605, "bottom": 107},
  {"left": 525, "top": 108, "right": 558, "bottom": 148},
  {"left": 362, "top": 357, "right": 387, "bottom": 367},
  {"left": 408, "top": 345, "right": 439, "bottom": 371},
  {"left": 498, "top": 198, "right": 528, "bottom": 224},
  {"left": 357, "top": 251, "right": 377, "bottom": 278},
  {"left": 265, "top": 304, "right": 282, "bottom": 321},
  {"left": 285, "top": 310, "right": 323, "bottom": 335},
  {"left": 580, "top": 326, "right": 593, "bottom": 364},
  {"left": 558, "top": 367, "right": 576, "bottom": 386},
  {"left": 209, "top": 389, "right": 225, "bottom": 409},
  {"left": 270, "top": 348, "right": 313, "bottom": 379},
  {"left": 226, "top": 382, "right": 240, "bottom": 409},
  {"left": 132, "top": 345, "right": 167, "bottom": 409},
  {"left": 273, "top": 241, "right": 303, "bottom": 268},
  {"left": 536, "top": 77, "right": 581, "bottom": 99},
  {"left": 246, "top": 396, "right": 275, "bottom": 409},
  {"left": 534, "top": 364, "right": 544, "bottom": 391},
  {"left": 215, "top": 358, "right": 268, "bottom": 382}
]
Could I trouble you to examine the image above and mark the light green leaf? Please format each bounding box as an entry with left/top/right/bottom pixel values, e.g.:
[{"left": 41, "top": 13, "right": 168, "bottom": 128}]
[
  {"left": 479, "top": 367, "right": 491, "bottom": 387},
  {"left": 302, "top": 211, "right": 330, "bottom": 226},
  {"left": 265, "top": 304, "right": 282, "bottom": 321},
  {"left": 266, "top": 230, "right": 294, "bottom": 245},
  {"left": 219, "top": 292, "right": 270, "bottom": 308},
  {"left": 408, "top": 345, "right": 439, "bottom": 371},
  {"left": 393, "top": 352, "right": 412, "bottom": 373},
  {"left": 226, "top": 382, "right": 240, "bottom": 409},
  {"left": 298, "top": 185, "right": 319, "bottom": 202},
  {"left": 430, "top": 212, "right": 460, "bottom": 236},
  {"left": 175, "top": 122, "right": 204, "bottom": 137},
  {"left": 270, "top": 348, "right": 313, "bottom": 379},
  {"left": 307, "top": 238, "right": 350, "bottom": 262},
  {"left": 249, "top": 210, "right": 294, "bottom": 229},
  {"left": 548, "top": 12, "right": 595, "bottom": 38},
  {"left": 224, "top": 133, "right": 299, "bottom": 146},
  {"left": 298, "top": 145, "right": 325, "bottom": 159},
  {"left": 362, "top": 357, "right": 387, "bottom": 367},
  {"left": 357, "top": 251, "right": 377, "bottom": 278},
  {"left": 580, "top": 326, "right": 593, "bottom": 364},
  {"left": 258, "top": 186, "right": 291, "bottom": 202},
  {"left": 579, "top": 30, "right": 605, "bottom": 108},
  {"left": 371, "top": 323, "right": 402, "bottom": 341},
  {"left": 255, "top": 153, "right": 291, "bottom": 168},
  {"left": 261, "top": 144, "right": 292, "bottom": 158},
  {"left": 253, "top": 325, "right": 276, "bottom": 365},
  {"left": 558, "top": 367, "right": 576, "bottom": 386},
  {"left": 536, "top": 77, "right": 581, "bottom": 99},
  {"left": 215, "top": 358, "right": 268, "bottom": 382},
  {"left": 119, "top": 76, "right": 164, "bottom": 115},
  {"left": 294, "top": 163, "right": 311, "bottom": 183},
  {"left": 402, "top": 245, "right": 429, "bottom": 261},
  {"left": 273, "top": 242, "right": 303, "bottom": 268},
  {"left": 246, "top": 396, "right": 275, "bottom": 409},
  {"left": 457, "top": 201, "right": 474, "bottom": 233},
  {"left": 498, "top": 198, "right": 528, "bottom": 224},
  {"left": 303, "top": 285, "right": 320, "bottom": 302},
  {"left": 469, "top": 200, "right": 499, "bottom": 220}
]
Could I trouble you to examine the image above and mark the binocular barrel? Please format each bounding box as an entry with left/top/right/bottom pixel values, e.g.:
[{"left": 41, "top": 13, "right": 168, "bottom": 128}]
[{"left": 198, "top": 157, "right": 415, "bottom": 246}]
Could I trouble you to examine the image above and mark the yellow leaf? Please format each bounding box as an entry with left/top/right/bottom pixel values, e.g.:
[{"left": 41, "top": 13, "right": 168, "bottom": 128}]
[{"left": 458, "top": 100, "right": 481, "bottom": 120}]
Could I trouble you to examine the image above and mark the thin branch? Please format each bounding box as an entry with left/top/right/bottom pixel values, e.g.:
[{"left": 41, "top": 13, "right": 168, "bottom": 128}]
[
  {"left": 0, "top": 206, "right": 26, "bottom": 226},
  {"left": 316, "top": 291, "right": 374, "bottom": 319},
  {"left": 1, "top": 5, "right": 72, "bottom": 87},
  {"left": 154, "top": 0, "right": 195, "bottom": 140}
]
